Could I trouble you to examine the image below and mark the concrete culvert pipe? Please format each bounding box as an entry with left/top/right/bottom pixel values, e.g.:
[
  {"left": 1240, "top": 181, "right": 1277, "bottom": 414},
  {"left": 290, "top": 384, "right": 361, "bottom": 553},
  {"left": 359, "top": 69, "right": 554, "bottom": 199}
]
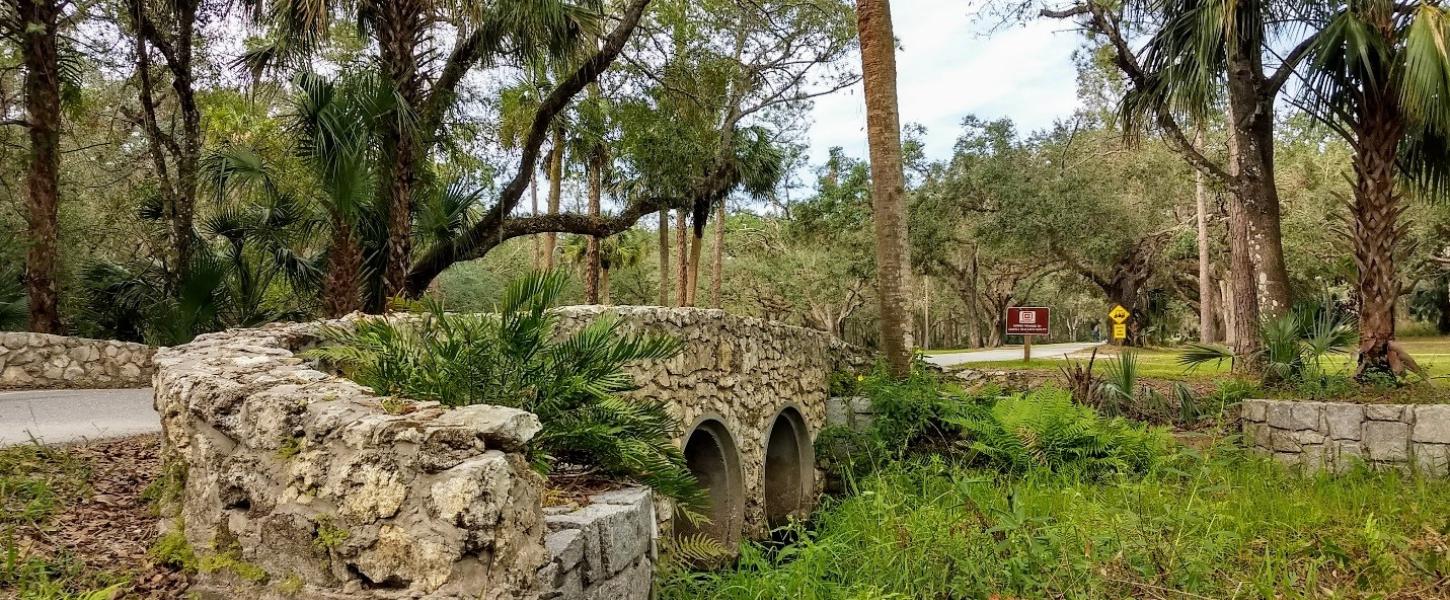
[
  {"left": 763, "top": 406, "right": 814, "bottom": 528},
  {"left": 675, "top": 418, "right": 745, "bottom": 551}
]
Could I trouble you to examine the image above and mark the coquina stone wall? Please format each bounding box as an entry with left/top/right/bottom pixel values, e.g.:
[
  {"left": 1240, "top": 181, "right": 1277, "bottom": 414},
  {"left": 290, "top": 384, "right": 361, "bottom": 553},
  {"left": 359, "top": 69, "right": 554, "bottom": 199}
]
[
  {"left": 154, "top": 318, "right": 550, "bottom": 599},
  {"left": 156, "top": 307, "right": 867, "bottom": 598},
  {"left": 552, "top": 306, "right": 867, "bottom": 538},
  {"left": 1242, "top": 399, "right": 1450, "bottom": 476},
  {"left": 0, "top": 332, "right": 154, "bottom": 389}
]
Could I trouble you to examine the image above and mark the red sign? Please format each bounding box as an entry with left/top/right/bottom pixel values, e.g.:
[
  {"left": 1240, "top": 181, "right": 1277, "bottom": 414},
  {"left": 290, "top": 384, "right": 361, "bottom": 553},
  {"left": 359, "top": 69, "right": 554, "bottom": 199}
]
[{"left": 1006, "top": 307, "right": 1050, "bottom": 336}]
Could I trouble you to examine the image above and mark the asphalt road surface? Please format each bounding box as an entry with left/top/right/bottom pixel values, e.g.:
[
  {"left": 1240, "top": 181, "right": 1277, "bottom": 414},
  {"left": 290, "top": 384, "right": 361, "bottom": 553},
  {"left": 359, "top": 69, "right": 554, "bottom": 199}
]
[
  {"left": 923, "top": 341, "right": 1105, "bottom": 368},
  {"left": 0, "top": 388, "right": 157, "bottom": 446}
]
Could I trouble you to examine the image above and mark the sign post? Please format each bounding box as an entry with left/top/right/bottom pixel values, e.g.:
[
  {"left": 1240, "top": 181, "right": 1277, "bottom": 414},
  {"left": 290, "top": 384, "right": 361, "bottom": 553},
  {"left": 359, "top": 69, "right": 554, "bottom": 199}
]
[
  {"left": 1108, "top": 304, "right": 1131, "bottom": 343},
  {"left": 1006, "top": 307, "right": 1051, "bottom": 362}
]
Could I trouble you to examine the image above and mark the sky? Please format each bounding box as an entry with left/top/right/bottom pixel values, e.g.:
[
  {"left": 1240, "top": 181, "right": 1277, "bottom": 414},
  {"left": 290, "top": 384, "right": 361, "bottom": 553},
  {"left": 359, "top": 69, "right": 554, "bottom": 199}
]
[{"left": 804, "top": 0, "right": 1086, "bottom": 166}]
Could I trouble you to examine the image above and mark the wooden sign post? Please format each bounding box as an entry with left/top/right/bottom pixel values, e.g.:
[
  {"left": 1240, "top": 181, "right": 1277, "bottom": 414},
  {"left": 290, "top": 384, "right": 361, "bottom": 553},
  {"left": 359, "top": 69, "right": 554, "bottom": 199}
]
[{"left": 1006, "top": 307, "right": 1051, "bottom": 362}]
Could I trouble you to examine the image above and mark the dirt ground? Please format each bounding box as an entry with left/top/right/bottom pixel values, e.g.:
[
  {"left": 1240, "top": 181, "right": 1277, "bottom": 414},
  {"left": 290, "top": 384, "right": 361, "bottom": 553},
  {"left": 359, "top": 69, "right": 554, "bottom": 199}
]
[{"left": 4, "top": 435, "right": 187, "bottom": 599}]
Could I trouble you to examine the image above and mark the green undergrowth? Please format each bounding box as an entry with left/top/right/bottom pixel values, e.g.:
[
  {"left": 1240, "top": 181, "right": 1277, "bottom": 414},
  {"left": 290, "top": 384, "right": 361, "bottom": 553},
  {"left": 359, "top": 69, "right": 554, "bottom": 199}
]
[{"left": 658, "top": 445, "right": 1450, "bottom": 599}]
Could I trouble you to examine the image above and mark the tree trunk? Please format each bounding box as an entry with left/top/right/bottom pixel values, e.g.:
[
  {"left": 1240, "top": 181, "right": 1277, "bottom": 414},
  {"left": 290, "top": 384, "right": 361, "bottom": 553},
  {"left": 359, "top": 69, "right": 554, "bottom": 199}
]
[
  {"left": 323, "top": 212, "right": 363, "bottom": 317},
  {"left": 543, "top": 127, "right": 564, "bottom": 270},
  {"left": 1221, "top": 2, "right": 1290, "bottom": 363},
  {"left": 711, "top": 198, "right": 724, "bottom": 309},
  {"left": 857, "top": 0, "right": 913, "bottom": 377},
  {"left": 584, "top": 151, "right": 602, "bottom": 304},
  {"left": 1351, "top": 99, "right": 1405, "bottom": 376},
  {"left": 1195, "top": 132, "right": 1220, "bottom": 343},
  {"left": 531, "top": 175, "right": 541, "bottom": 270},
  {"left": 601, "top": 266, "right": 611, "bottom": 305},
  {"left": 1436, "top": 277, "right": 1450, "bottom": 335},
  {"left": 687, "top": 201, "right": 706, "bottom": 307},
  {"left": 964, "top": 246, "right": 983, "bottom": 348},
  {"left": 377, "top": 0, "right": 425, "bottom": 304},
  {"left": 658, "top": 210, "right": 670, "bottom": 306},
  {"left": 20, "top": 0, "right": 63, "bottom": 334},
  {"left": 674, "top": 208, "right": 688, "bottom": 306}
]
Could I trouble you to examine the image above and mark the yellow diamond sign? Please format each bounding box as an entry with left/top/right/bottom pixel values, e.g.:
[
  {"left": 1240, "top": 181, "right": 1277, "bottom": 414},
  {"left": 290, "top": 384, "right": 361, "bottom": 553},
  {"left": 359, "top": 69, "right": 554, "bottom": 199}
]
[{"left": 1108, "top": 305, "right": 1131, "bottom": 324}]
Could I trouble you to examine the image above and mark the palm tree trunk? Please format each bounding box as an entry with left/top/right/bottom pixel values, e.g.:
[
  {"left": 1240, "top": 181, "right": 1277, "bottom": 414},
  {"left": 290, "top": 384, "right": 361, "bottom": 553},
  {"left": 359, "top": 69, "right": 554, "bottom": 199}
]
[
  {"left": 544, "top": 126, "right": 564, "bottom": 270},
  {"left": 323, "top": 213, "right": 363, "bottom": 317},
  {"left": 1436, "top": 275, "right": 1450, "bottom": 335},
  {"left": 20, "top": 0, "right": 63, "bottom": 334},
  {"left": 1195, "top": 143, "right": 1219, "bottom": 343},
  {"left": 377, "top": 0, "right": 425, "bottom": 303},
  {"left": 857, "top": 0, "right": 913, "bottom": 377},
  {"left": 686, "top": 200, "right": 708, "bottom": 307},
  {"left": 1352, "top": 101, "right": 1405, "bottom": 376},
  {"left": 585, "top": 151, "right": 602, "bottom": 304},
  {"left": 658, "top": 210, "right": 670, "bottom": 306},
  {"left": 711, "top": 198, "right": 724, "bottom": 309},
  {"left": 674, "top": 209, "right": 688, "bottom": 306}
]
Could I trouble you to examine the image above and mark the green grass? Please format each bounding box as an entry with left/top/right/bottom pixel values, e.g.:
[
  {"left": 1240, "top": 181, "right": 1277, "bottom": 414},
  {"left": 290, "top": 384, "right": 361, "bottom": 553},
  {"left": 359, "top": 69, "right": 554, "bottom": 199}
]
[
  {"left": 658, "top": 445, "right": 1450, "bottom": 599},
  {"left": 953, "top": 337, "right": 1450, "bottom": 382}
]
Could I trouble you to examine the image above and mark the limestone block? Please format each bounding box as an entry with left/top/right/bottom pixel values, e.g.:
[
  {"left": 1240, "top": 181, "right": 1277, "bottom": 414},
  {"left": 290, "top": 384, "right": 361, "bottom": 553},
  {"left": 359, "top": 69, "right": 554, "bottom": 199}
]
[
  {"left": 1290, "top": 402, "right": 1324, "bottom": 431},
  {"left": 1270, "top": 429, "right": 1301, "bottom": 453},
  {"left": 546, "top": 529, "right": 585, "bottom": 572},
  {"left": 1266, "top": 403, "right": 1295, "bottom": 429},
  {"left": 1412, "top": 405, "right": 1450, "bottom": 444},
  {"left": 1365, "top": 405, "right": 1407, "bottom": 421},
  {"left": 1241, "top": 400, "right": 1267, "bottom": 423},
  {"left": 1412, "top": 443, "right": 1450, "bottom": 477},
  {"left": 1325, "top": 404, "right": 1364, "bottom": 440},
  {"left": 432, "top": 404, "right": 542, "bottom": 451},
  {"left": 1364, "top": 421, "right": 1410, "bottom": 462}
]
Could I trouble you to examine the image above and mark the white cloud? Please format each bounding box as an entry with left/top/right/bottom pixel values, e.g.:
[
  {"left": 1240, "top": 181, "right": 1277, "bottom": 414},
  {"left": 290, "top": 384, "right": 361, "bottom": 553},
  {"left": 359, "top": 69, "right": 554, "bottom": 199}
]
[{"left": 806, "top": 0, "right": 1084, "bottom": 164}]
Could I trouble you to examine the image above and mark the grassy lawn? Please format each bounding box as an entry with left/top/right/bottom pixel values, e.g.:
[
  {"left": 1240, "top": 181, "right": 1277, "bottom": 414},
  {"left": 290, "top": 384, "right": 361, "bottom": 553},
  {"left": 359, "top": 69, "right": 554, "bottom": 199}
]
[
  {"left": 658, "top": 445, "right": 1450, "bottom": 599},
  {"left": 941, "top": 337, "right": 1450, "bottom": 382}
]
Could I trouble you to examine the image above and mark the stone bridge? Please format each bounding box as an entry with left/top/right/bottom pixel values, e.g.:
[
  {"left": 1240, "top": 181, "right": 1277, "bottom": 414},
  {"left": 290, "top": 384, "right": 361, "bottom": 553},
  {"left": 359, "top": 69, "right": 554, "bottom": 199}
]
[{"left": 153, "top": 306, "right": 866, "bottom": 599}]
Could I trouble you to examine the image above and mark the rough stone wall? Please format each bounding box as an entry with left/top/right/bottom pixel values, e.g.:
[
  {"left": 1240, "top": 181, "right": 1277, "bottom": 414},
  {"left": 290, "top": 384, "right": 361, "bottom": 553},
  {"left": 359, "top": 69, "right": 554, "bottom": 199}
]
[
  {"left": 154, "top": 319, "right": 550, "bottom": 600},
  {"left": 0, "top": 332, "right": 154, "bottom": 389},
  {"left": 1242, "top": 399, "right": 1450, "bottom": 476},
  {"left": 552, "top": 306, "right": 867, "bottom": 537},
  {"left": 538, "top": 488, "right": 656, "bottom": 600}
]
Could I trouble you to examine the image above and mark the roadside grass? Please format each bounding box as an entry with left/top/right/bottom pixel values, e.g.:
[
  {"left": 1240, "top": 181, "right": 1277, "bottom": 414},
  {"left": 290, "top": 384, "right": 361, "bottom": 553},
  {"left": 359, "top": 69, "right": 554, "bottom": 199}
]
[
  {"left": 949, "top": 337, "right": 1450, "bottom": 382},
  {"left": 1, "top": 443, "right": 125, "bottom": 599},
  {"left": 658, "top": 444, "right": 1450, "bottom": 599}
]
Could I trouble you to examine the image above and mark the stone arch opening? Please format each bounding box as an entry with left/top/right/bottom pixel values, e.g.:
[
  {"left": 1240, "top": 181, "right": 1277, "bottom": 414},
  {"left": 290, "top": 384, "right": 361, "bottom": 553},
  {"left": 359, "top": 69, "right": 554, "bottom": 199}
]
[
  {"left": 763, "top": 406, "right": 813, "bottom": 528},
  {"left": 675, "top": 418, "right": 744, "bottom": 549}
]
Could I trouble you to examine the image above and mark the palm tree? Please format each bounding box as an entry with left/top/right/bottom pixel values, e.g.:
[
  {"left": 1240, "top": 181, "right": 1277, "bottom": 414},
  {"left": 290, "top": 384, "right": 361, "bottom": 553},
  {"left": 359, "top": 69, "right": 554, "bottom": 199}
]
[
  {"left": 1296, "top": 0, "right": 1450, "bottom": 377},
  {"left": 292, "top": 72, "right": 395, "bottom": 317},
  {"left": 857, "top": 0, "right": 913, "bottom": 377},
  {"left": 599, "top": 229, "right": 645, "bottom": 305},
  {"left": 1046, "top": 0, "right": 1314, "bottom": 362},
  {"left": 246, "top": 0, "right": 591, "bottom": 303}
]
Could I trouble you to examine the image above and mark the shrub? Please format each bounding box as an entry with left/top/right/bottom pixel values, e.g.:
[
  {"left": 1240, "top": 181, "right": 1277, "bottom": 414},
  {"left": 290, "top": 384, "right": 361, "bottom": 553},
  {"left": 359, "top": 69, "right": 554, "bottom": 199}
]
[
  {"left": 948, "top": 387, "right": 1175, "bottom": 478},
  {"left": 311, "top": 271, "right": 701, "bottom": 506},
  {"left": 856, "top": 361, "right": 967, "bottom": 455},
  {"left": 813, "top": 426, "right": 888, "bottom": 482}
]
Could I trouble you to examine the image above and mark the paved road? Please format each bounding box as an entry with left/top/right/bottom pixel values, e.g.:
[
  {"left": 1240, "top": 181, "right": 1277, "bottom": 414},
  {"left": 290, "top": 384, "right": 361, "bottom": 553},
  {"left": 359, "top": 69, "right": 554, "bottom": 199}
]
[
  {"left": 0, "top": 388, "right": 157, "bottom": 446},
  {"left": 924, "top": 342, "right": 1106, "bottom": 368}
]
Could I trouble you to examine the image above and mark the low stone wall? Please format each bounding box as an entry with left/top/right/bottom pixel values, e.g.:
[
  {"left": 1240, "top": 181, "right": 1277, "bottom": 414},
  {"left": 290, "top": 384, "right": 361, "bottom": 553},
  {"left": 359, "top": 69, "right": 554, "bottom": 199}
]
[
  {"left": 539, "top": 488, "right": 656, "bottom": 600},
  {"left": 0, "top": 332, "right": 154, "bottom": 389},
  {"left": 1242, "top": 399, "right": 1450, "bottom": 476},
  {"left": 825, "top": 396, "right": 875, "bottom": 430},
  {"left": 154, "top": 319, "right": 550, "bottom": 599}
]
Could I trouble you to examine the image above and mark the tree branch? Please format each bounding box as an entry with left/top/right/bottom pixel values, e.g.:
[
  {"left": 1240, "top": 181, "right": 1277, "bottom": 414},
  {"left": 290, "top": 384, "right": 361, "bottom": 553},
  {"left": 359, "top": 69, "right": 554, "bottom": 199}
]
[{"left": 406, "top": 0, "right": 653, "bottom": 294}]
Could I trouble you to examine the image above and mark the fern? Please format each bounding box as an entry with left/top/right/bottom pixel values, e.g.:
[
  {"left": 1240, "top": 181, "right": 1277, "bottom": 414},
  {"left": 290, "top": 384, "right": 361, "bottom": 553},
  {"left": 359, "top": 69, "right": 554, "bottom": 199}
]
[
  {"left": 311, "top": 270, "right": 701, "bottom": 507},
  {"left": 947, "top": 387, "right": 1174, "bottom": 479}
]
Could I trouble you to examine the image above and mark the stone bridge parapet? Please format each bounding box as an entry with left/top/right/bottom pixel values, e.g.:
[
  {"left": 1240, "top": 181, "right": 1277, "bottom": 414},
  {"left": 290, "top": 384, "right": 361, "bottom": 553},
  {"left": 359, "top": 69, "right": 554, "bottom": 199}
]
[{"left": 153, "top": 307, "right": 869, "bottom": 599}]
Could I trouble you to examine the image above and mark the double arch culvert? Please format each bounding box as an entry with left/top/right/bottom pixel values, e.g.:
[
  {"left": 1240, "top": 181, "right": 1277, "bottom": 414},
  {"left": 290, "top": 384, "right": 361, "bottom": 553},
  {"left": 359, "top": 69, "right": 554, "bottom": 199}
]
[{"left": 674, "top": 406, "right": 816, "bottom": 549}]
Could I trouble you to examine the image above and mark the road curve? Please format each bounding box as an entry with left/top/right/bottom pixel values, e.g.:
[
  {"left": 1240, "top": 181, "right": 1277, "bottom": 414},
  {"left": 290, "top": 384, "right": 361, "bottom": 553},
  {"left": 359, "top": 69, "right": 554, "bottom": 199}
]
[
  {"left": 0, "top": 388, "right": 158, "bottom": 447},
  {"left": 923, "top": 341, "right": 1105, "bottom": 368}
]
